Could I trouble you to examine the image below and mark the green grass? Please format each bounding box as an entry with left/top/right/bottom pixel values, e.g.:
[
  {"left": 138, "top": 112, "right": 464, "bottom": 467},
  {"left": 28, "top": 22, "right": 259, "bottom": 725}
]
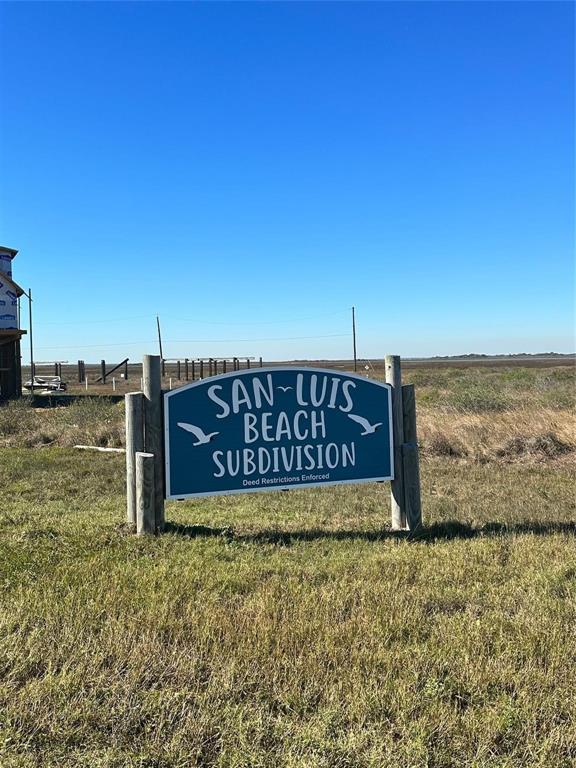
[
  {"left": 1, "top": 364, "right": 575, "bottom": 766},
  {"left": 1, "top": 448, "right": 575, "bottom": 767},
  {"left": 403, "top": 365, "right": 575, "bottom": 411}
]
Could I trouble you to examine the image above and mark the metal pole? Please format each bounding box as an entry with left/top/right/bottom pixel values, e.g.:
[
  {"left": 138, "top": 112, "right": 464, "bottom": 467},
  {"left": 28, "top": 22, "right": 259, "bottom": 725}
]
[
  {"left": 28, "top": 289, "right": 34, "bottom": 393},
  {"left": 156, "top": 315, "right": 164, "bottom": 360},
  {"left": 352, "top": 306, "right": 357, "bottom": 373}
]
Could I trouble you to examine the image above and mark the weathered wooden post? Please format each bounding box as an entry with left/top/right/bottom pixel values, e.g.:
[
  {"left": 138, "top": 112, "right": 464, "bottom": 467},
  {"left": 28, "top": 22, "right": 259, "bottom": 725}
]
[
  {"left": 223, "top": 359, "right": 227, "bottom": 374},
  {"left": 191, "top": 360, "right": 195, "bottom": 381},
  {"left": 177, "top": 360, "right": 181, "bottom": 380},
  {"left": 101, "top": 359, "right": 106, "bottom": 384},
  {"left": 136, "top": 452, "right": 155, "bottom": 535},
  {"left": 125, "top": 391, "right": 144, "bottom": 527},
  {"left": 143, "top": 354, "right": 164, "bottom": 531},
  {"left": 124, "top": 359, "right": 128, "bottom": 380},
  {"left": 402, "top": 383, "right": 422, "bottom": 531},
  {"left": 385, "top": 355, "right": 406, "bottom": 530},
  {"left": 199, "top": 359, "right": 204, "bottom": 379},
  {"left": 184, "top": 358, "right": 189, "bottom": 381},
  {"left": 259, "top": 357, "right": 263, "bottom": 368},
  {"left": 247, "top": 358, "right": 251, "bottom": 369}
]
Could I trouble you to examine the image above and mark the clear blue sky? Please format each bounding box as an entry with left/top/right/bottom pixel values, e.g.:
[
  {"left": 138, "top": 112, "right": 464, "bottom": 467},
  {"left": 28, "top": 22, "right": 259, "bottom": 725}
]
[{"left": 1, "top": 1, "right": 574, "bottom": 362}]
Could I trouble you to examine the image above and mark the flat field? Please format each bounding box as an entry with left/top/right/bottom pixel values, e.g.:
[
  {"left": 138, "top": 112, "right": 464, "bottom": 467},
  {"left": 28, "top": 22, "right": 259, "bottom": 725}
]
[{"left": 1, "top": 364, "right": 575, "bottom": 767}]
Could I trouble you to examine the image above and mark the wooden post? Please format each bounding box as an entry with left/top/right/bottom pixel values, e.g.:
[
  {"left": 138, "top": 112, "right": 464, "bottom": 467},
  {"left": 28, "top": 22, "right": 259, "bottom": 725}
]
[
  {"left": 78, "top": 360, "right": 83, "bottom": 383},
  {"left": 124, "top": 359, "right": 128, "bottom": 380},
  {"left": 247, "top": 358, "right": 251, "bottom": 369},
  {"left": 199, "top": 359, "right": 204, "bottom": 379},
  {"left": 223, "top": 359, "right": 227, "bottom": 374},
  {"left": 177, "top": 360, "right": 181, "bottom": 380},
  {"left": 214, "top": 359, "right": 218, "bottom": 375},
  {"left": 385, "top": 355, "right": 406, "bottom": 530},
  {"left": 184, "top": 358, "right": 189, "bottom": 381},
  {"left": 259, "top": 357, "right": 263, "bottom": 368},
  {"left": 143, "top": 355, "right": 164, "bottom": 531},
  {"left": 191, "top": 360, "right": 195, "bottom": 381},
  {"left": 101, "top": 359, "right": 106, "bottom": 384},
  {"left": 402, "top": 384, "right": 422, "bottom": 531},
  {"left": 125, "top": 391, "right": 144, "bottom": 527},
  {"left": 136, "top": 452, "right": 155, "bottom": 535}
]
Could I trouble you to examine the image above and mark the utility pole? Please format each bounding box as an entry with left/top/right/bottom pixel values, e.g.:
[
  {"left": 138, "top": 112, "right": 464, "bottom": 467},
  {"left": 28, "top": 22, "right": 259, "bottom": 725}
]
[
  {"left": 156, "top": 315, "right": 164, "bottom": 360},
  {"left": 352, "top": 306, "right": 357, "bottom": 373},
  {"left": 28, "top": 288, "right": 34, "bottom": 393}
]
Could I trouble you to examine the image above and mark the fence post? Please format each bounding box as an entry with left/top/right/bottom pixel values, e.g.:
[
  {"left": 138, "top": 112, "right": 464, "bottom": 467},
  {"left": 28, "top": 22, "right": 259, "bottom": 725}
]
[
  {"left": 136, "top": 452, "right": 156, "bottom": 535},
  {"left": 191, "top": 360, "right": 195, "bottom": 381},
  {"left": 101, "top": 359, "right": 107, "bottom": 384},
  {"left": 385, "top": 355, "right": 406, "bottom": 530},
  {"left": 125, "top": 391, "right": 144, "bottom": 527},
  {"left": 223, "top": 359, "right": 227, "bottom": 374},
  {"left": 184, "top": 358, "right": 189, "bottom": 381},
  {"left": 143, "top": 355, "right": 164, "bottom": 531},
  {"left": 247, "top": 358, "right": 251, "bottom": 369},
  {"left": 199, "top": 360, "right": 204, "bottom": 379},
  {"left": 124, "top": 359, "right": 128, "bottom": 380},
  {"left": 177, "top": 360, "right": 181, "bottom": 380},
  {"left": 402, "top": 384, "right": 422, "bottom": 531},
  {"left": 259, "top": 357, "right": 263, "bottom": 368}
]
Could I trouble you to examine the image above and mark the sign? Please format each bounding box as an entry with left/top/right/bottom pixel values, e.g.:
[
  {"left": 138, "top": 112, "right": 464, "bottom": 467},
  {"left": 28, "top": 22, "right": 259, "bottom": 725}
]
[{"left": 164, "top": 367, "right": 393, "bottom": 499}]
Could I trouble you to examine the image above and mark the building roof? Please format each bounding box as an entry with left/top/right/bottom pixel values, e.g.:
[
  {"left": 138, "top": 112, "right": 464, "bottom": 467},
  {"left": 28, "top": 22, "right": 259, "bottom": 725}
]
[
  {"left": 0, "top": 328, "right": 26, "bottom": 345},
  {"left": 0, "top": 270, "right": 25, "bottom": 298},
  {"left": 0, "top": 246, "right": 18, "bottom": 259}
]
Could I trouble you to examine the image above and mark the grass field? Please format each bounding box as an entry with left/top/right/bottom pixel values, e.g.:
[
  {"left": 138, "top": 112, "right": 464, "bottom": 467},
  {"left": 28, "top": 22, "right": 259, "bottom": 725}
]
[{"left": 1, "top": 365, "right": 575, "bottom": 767}]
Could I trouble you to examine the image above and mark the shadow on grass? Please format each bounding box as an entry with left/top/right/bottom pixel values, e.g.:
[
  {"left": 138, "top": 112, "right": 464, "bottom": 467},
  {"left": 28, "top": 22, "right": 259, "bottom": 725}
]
[{"left": 163, "top": 519, "right": 575, "bottom": 545}]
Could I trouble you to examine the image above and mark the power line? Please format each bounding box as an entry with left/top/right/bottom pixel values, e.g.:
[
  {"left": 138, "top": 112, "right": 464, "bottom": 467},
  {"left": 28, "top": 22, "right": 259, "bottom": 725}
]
[
  {"left": 34, "top": 308, "right": 349, "bottom": 328},
  {"left": 165, "top": 309, "right": 350, "bottom": 326},
  {"left": 35, "top": 332, "right": 351, "bottom": 351},
  {"left": 39, "top": 314, "right": 152, "bottom": 326}
]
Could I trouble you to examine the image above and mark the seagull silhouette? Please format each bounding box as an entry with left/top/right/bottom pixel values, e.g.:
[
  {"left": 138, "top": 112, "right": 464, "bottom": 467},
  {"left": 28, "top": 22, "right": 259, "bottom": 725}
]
[
  {"left": 277, "top": 386, "right": 293, "bottom": 392},
  {"left": 177, "top": 422, "right": 219, "bottom": 446},
  {"left": 347, "top": 413, "right": 383, "bottom": 435}
]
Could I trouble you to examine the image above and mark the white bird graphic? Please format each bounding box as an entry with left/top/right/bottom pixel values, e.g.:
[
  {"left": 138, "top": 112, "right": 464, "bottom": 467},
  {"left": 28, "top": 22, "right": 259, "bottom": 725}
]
[
  {"left": 347, "top": 413, "right": 383, "bottom": 435},
  {"left": 277, "top": 386, "right": 293, "bottom": 392},
  {"left": 177, "top": 422, "right": 219, "bottom": 445}
]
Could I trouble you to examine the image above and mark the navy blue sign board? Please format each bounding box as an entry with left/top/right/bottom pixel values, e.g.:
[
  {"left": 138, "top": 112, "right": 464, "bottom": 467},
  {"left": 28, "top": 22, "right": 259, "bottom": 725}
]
[{"left": 164, "top": 368, "right": 393, "bottom": 500}]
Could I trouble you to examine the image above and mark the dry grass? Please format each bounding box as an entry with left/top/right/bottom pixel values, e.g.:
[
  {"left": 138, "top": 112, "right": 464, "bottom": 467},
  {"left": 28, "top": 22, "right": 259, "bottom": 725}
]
[
  {"left": 0, "top": 364, "right": 574, "bottom": 766},
  {"left": 0, "top": 397, "right": 124, "bottom": 449},
  {"left": 418, "top": 406, "right": 575, "bottom": 463}
]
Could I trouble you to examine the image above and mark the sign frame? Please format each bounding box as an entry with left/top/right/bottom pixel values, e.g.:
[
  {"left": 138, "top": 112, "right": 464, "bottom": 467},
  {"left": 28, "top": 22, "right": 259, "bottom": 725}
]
[{"left": 163, "top": 366, "right": 394, "bottom": 500}]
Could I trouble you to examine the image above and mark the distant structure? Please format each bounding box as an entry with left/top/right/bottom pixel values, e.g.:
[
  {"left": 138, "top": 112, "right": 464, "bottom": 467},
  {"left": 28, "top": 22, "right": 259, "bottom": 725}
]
[{"left": 0, "top": 246, "right": 26, "bottom": 399}]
